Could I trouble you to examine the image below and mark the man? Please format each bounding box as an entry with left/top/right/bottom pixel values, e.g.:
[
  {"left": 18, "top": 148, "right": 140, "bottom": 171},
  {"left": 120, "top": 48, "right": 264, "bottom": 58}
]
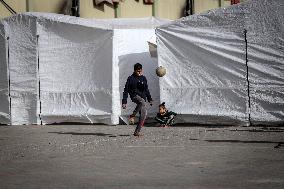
[{"left": 122, "top": 63, "right": 153, "bottom": 136}]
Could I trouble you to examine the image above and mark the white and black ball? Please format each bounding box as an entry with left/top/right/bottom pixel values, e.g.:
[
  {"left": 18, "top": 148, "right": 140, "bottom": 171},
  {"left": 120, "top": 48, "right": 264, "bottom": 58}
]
[{"left": 156, "top": 66, "right": 166, "bottom": 77}]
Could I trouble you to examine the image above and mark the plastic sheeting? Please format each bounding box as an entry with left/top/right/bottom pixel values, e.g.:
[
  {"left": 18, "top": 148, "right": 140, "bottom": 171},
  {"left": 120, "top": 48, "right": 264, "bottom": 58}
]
[
  {"left": 18, "top": 13, "right": 169, "bottom": 30},
  {"left": 37, "top": 20, "right": 113, "bottom": 124},
  {"left": 0, "top": 22, "right": 9, "bottom": 124},
  {"left": 245, "top": 0, "right": 284, "bottom": 124},
  {"left": 0, "top": 13, "right": 169, "bottom": 125},
  {"left": 156, "top": 0, "right": 284, "bottom": 125},
  {"left": 3, "top": 15, "right": 38, "bottom": 125}
]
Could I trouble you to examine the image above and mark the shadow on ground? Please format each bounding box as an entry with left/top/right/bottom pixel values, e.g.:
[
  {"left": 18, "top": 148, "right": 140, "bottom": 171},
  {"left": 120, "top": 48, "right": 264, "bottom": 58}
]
[
  {"left": 202, "top": 139, "right": 284, "bottom": 148},
  {"left": 230, "top": 127, "right": 284, "bottom": 132},
  {"left": 48, "top": 132, "right": 130, "bottom": 137}
]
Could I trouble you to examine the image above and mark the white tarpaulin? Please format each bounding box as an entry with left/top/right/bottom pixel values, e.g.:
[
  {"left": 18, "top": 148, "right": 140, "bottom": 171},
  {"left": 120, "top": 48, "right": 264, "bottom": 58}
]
[
  {"left": 0, "top": 22, "right": 9, "bottom": 124},
  {"left": 0, "top": 13, "right": 169, "bottom": 125},
  {"left": 156, "top": 0, "right": 284, "bottom": 125},
  {"left": 3, "top": 15, "right": 38, "bottom": 125},
  {"left": 245, "top": 0, "right": 284, "bottom": 124},
  {"left": 3, "top": 0, "right": 282, "bottom": 126},
  {"left": 37, "top": 20, "right": 113, "bottom": 124}
]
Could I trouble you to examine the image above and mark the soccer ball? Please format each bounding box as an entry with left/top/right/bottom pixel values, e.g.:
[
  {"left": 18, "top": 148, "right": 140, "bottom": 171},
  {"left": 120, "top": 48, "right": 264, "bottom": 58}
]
[{"left": 156, "top": 66, "right": 166, "bottom": 77}]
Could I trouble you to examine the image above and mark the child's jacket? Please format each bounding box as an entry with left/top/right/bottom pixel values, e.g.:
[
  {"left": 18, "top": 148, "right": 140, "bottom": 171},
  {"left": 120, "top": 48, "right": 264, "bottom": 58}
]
[{"left": 155, "top": 111, "right": 177, "bottom": 124}]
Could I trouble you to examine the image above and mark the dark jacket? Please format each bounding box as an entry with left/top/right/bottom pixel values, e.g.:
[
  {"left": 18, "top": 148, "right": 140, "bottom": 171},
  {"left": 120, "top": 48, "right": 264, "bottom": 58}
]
[
  {"left": 122, "top": 73, "right": 152, "bottom": 104},
  {"left": 155, "top": 111, "right": 177, "bottom": 124}
]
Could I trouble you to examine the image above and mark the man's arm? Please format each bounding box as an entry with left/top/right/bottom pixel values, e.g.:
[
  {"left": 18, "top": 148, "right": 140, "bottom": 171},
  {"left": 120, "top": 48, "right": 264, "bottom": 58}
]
[
  {"left": 122, "top": 77, "right": 130, "bottom": 105},
  {"left": 144, "top": 77, "right": 152, "bottom": 103}
]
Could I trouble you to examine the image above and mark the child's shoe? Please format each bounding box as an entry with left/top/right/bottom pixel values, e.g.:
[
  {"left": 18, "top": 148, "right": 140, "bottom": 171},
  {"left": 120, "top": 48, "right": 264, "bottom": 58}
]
[
  {"left": 159, "top": 124, "right": 169, "bottom": 127},
  {"left": 129, "top": 115, "right": 135, "bottom": 125}
]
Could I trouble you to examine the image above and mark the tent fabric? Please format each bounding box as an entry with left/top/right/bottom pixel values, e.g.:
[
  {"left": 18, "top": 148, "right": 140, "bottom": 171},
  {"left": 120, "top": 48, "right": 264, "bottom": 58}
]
[
  {"left": 22, "top": 12, "right": 169, "bottom": 29},
  {"left": 0, "top": 22, "right": 9, "bottom": 124},
  {"left": 0, "top": 13, "right": 169, "bottom": 125},
  {"left": 37, "top": 20, "right": 113, "bottom": 125},
  {"left": 156, "top": 0, "right": 284, "bottom": 125},
  {"left": 245, "top": 0, "right": 284, "bottom": 123},
  {"left": 2, "top": 0, "right": 283, "bottom": 126},
  {"left": 3, "top": 15, "right": 38, "bottom": 125}
]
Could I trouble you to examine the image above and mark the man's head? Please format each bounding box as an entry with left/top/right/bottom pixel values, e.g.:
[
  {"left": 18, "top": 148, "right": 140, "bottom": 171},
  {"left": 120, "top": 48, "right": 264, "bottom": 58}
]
[{"left": 134, "top": 63, "right": 143, "bottom": 76}]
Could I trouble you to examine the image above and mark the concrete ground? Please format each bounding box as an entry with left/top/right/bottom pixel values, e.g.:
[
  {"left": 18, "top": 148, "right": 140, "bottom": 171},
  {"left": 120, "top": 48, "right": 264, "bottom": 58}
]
[{"left": 0, "top": 124, "right": 283, "bottom": 189}]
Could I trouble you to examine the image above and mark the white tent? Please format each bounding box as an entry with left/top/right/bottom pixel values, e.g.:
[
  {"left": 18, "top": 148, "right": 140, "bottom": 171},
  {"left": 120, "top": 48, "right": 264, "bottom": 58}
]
[
  {"left": 0, "top": 22, "right": 9, "bottom": 125},
  {"left": 0, "top": 13, "right": 170, "bottom": 125},
  {"left": 156, "top": 0, "right": 284, "bottom": 125}
]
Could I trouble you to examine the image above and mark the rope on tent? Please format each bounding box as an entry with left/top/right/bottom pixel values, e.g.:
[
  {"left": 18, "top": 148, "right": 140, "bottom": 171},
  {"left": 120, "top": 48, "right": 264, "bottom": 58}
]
[
  {"left": 0, "top": 0, "right": 17, "bottom": 15},
  {"left": 36, "top": 35, "right": 43, "bottom": 125},
  {"left": 7, "top": 37, "right": 12, "bottom": 125},
  {"left": 244, "top": 29, "right": 251, "bottom": 126}
]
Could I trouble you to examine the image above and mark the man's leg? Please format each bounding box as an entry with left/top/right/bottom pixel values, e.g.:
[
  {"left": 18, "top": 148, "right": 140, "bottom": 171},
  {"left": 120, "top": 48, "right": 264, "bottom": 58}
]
[
  {"left": 129, "top": 96, "right": 142, "bottom": 124},
  {"left": 132, "top": 97, "right": 142, "bottom": 117},
  {"left": 132, "top": 96, "right": 147, "bottom": 135}
]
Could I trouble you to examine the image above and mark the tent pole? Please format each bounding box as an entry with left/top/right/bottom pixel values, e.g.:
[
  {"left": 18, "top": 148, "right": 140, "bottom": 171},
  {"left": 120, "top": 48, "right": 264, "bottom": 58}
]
[
  {"left": 7, "top": 37, "right": 11, "bottom": 125},
  {"left": 244, "top": 29, "right": 251, "bottom": 126},
  {"left": 36, "top": 35, "right": 43, "bottom": 125}
]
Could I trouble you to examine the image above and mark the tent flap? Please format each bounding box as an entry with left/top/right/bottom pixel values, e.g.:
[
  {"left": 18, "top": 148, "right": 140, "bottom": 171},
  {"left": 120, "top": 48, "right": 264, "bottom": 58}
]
[
  {"left": 1, "top": 13, "right": 170, "bottom": 125},
  {"left": 0, "top": 22, "right": 10, "bottom": 124},
  {"left": 37, "top": 20, "right": 113, "bottom": 125},
  {"left": 3, "top": 15, "right": 38, "bottom": 125},
  {"left": 246, "top": 0, "right": 284, "bottom": 123},
  {"left": 157, "top": 0, "right": 284, "bottom": 125}
]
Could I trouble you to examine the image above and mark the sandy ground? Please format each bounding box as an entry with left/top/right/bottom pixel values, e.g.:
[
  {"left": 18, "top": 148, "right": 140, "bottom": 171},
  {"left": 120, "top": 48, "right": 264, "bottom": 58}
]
[{"left": 0, "top": 124, "right": 283, "bottom": 189}]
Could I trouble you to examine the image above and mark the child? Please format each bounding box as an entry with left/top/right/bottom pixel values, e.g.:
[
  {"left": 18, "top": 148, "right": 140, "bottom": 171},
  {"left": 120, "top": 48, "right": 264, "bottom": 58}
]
[
  {"left": 155, "top": 102, "right": 177, "bottom": 127},
  {"left": 122, "top": 63, "right": 153, "bottom": 137}
]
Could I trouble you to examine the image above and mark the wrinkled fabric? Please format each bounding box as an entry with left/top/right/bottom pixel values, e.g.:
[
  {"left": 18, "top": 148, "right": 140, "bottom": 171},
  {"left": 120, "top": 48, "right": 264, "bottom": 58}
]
[
  {"left": 246, "top": 0, "right": 284, "bottom": 123},
  {"left": 2, "top": 15, "right": 38, "bottom": 125},
  {"left": 0, "top": 22, "right": 9, "bottom": 124},
  {"left": 37, "top": 21, "right": 113, "bottom": 125},
  {"left": 156, "top": 0, "right": 284, "bottom": 125},
  {"left": 1, "top": 13, "right": 170, "bottom": 125}
]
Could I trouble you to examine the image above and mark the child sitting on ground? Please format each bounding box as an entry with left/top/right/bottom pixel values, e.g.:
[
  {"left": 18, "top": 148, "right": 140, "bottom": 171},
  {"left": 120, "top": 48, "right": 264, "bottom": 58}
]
[{"left": 155, "top": 102, "right": 177, "bottom": 127}]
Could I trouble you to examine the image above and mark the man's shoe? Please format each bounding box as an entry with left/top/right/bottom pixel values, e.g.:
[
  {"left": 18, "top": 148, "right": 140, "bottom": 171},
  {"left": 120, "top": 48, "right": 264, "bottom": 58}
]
[{"left": 133, "top": 132, "right": 143, "bottom": 137}]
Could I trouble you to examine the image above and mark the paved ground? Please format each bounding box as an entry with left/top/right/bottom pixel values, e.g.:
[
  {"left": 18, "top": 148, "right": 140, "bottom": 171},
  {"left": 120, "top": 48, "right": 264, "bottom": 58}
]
[{"left": 0, "top": 124, "right": 283, "bottom": 189}]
